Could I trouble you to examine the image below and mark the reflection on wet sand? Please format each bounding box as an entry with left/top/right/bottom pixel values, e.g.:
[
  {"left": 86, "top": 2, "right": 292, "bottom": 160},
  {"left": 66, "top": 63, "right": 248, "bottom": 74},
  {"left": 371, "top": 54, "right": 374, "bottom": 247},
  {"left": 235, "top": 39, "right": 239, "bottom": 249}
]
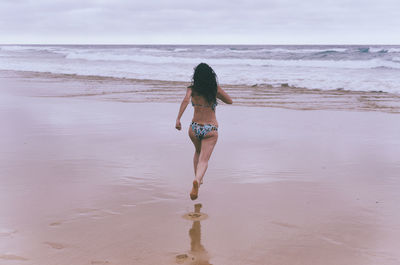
[
  {"left": 189, "top": 204, "right": 211, "bottom": 265},
  {"left": 177, "top": 204, "right": 211, "bottom": 265}
]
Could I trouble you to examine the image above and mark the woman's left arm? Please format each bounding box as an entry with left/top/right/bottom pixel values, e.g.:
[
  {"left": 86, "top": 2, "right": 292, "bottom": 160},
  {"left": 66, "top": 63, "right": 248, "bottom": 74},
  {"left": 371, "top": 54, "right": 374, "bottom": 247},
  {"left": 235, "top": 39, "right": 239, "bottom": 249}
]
[{"left": 175, "top": 87, "right": 192, "bottom": 130}]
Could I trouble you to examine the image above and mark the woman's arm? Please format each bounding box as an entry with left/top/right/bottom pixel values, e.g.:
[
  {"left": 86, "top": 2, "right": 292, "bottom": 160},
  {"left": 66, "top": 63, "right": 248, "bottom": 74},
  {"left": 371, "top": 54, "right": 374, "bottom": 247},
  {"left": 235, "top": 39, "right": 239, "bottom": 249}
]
[
  {"left": 217, "top": 86, "right": 233, "bottom": 104},
  {"left": 175, "top": 87, "right": 192, "bottom": 130}
]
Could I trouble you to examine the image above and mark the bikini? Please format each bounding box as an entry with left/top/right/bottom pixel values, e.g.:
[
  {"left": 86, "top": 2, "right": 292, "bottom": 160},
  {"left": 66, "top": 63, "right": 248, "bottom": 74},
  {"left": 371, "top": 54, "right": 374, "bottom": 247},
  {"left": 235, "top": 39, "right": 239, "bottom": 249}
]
[{"left": 191, "top": 100, "right": 218, "bottom": 140}]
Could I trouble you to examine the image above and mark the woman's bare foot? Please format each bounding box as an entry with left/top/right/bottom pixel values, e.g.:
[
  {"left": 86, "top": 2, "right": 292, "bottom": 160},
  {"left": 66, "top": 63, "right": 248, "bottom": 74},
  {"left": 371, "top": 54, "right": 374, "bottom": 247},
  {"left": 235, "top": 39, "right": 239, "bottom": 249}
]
[{"left": 190, "top": 180, "right": 199, "bottom": 200}]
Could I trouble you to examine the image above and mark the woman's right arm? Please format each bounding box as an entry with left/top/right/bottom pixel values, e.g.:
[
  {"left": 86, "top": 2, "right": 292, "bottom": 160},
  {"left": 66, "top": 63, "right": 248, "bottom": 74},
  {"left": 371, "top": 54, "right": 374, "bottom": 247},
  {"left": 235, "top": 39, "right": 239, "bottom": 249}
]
[
  {"left": 175, "top": 87, "right": 192, "bottom": 130},
  {"left": 217, "top": 86, "right": 233, "bottom": 104}
]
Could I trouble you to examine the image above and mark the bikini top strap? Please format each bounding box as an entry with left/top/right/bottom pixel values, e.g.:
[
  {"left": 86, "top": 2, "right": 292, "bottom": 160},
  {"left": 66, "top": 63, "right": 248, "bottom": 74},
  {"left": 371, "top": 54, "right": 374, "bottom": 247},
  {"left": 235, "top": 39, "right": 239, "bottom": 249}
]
[{"left": 191, "top": 99, "right": 217, "bottom": 111}]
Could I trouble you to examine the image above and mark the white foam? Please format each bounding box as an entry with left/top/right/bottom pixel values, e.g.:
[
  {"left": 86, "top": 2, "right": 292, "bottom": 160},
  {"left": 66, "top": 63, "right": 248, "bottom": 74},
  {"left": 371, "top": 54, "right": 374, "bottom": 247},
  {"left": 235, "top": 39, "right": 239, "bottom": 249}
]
[
  {"left": 369, "top": 47, "right": 389, "bottom": 53},
  {"left": 263, "top": 58, "right": 400, "bottom": 69},
  {"left": 0, "top": 45, "right": 62, "bottom": 53},
  {"left": 173, "top": 48, "right": 191, "bottom": 52},
  {"left": 1, "top": 45, "right": 400, "bottom": 94},
  {"left": 52, "top": 51, "right": 400, "bottom": 70},
  {"left": 392, "top": 57, "right": 400, "bottom": 62},
  {"left": 264, "top": 48, "right": 347, "bottom": 53}
]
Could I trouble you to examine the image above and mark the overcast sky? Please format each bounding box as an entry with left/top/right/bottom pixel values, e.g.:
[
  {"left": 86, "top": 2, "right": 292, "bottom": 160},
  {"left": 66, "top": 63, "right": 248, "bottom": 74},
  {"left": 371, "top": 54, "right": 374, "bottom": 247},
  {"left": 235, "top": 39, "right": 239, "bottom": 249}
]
[{"left": 0, "top": 0, "right": 399, "bottom": 44}]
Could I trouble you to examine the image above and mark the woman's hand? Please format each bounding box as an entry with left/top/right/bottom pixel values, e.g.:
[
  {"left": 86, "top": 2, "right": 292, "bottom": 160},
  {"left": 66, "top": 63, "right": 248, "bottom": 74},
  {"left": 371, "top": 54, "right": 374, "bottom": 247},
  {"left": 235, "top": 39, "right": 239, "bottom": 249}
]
[
  {"left": 175, "top": 119, "right": 182, "bottom": 130},
  {"left": 175, "top": 87, "right": 191, "bottom": 131}
]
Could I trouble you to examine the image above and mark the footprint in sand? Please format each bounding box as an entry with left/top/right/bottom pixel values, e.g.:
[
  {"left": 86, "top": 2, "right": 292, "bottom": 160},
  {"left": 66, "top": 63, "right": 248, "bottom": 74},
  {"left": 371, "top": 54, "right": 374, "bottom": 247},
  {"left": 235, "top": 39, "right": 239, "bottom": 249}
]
[
  {"left": 0, "top": 254, "right": 28, "bottom": 261},
  {"left": 44, "top": 242, "right": 66, "bottom": 250},
  {"left": 49, "top": 221, "right": 62, "bottom": 227},
  {"left": 175, "top": 253, "right": 195, "bottom": 264},
  {"left": 182, "top": 203, "right": 208, "bottom": 221},
  {"left": 182, "top": 212, "right": 208, "bottom": 221}
]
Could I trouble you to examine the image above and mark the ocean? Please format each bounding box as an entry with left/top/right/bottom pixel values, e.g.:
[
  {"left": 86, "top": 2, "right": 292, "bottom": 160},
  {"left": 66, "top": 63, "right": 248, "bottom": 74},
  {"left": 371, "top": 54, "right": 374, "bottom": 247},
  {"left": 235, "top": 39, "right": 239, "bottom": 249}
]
[{"left": 1, "top": 44, "right": 399, "bottom": 94}]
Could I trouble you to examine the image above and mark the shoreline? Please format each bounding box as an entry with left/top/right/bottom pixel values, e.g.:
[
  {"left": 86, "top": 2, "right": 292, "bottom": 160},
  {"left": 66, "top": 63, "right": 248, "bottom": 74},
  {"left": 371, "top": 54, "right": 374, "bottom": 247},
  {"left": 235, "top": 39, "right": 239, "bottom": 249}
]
[{"left": 2, "top": 69, "right": 400, "bottom": 113}]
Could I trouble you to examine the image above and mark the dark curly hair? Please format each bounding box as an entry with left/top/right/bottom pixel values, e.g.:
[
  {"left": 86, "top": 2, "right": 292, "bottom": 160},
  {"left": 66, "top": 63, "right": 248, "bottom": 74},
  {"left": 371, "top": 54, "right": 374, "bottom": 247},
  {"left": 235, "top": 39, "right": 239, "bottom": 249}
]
[{"left": 189, "top": 63, "right": 218, "bottom": 105}]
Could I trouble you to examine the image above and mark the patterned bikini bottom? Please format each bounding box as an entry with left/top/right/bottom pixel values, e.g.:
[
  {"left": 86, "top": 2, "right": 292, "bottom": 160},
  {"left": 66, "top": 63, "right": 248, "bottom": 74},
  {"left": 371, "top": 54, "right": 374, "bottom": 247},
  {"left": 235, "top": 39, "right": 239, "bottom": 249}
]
[{"left": 190, "top": 122, "right": 218, "bottom": 140}]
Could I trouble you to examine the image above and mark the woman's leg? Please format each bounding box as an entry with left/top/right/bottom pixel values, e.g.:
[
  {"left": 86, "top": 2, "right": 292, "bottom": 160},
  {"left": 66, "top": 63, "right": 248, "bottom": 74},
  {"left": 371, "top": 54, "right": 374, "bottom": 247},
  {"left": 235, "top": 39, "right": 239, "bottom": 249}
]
[
  {"left": 189, "top": 128, "right": 218, "bottom": 200},
  {"left": 194, "top": 151, "right": 200, "bottom": 175},
  {"left": 194, "top": 131, "right": 218, "bottom": 184},
  {"left": 189, "top": 127, "right": 202, "bottom": 176}
]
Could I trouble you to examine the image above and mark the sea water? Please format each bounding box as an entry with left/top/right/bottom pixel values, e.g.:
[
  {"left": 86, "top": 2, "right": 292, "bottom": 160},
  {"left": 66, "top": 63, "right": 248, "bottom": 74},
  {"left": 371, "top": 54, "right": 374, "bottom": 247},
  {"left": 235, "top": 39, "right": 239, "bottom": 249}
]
[{"left": 0, "top": 44, "right": 399, "bottom": 93}]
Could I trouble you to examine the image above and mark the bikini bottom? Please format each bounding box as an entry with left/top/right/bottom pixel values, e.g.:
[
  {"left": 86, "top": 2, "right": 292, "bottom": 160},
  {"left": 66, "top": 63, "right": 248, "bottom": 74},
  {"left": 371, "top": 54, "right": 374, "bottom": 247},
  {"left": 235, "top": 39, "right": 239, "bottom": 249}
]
[{"left": 190, "top": 122, "right": 218, "bottom": 140}]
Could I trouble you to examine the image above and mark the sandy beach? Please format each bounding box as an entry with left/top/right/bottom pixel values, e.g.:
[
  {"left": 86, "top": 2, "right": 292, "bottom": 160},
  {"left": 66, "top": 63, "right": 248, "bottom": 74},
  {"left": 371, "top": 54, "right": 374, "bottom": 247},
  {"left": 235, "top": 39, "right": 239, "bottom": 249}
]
[{"left": 1, "top": 71, "right": 400, "bottom": 265}]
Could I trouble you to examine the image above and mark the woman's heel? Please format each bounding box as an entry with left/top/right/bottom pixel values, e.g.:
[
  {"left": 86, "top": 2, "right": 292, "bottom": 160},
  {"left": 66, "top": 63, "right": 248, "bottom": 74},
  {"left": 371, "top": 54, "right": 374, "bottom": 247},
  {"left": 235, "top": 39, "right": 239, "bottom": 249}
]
[{"left": 190, "top": 180, "right": 199, "bottom": 200}]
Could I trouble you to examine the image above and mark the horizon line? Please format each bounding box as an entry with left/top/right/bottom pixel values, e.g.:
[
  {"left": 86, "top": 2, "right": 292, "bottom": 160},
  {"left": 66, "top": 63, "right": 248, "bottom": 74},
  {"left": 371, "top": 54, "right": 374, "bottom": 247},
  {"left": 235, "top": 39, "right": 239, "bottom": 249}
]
[{"left": 1, "top": 43, "right": 400, "bottom": 46}]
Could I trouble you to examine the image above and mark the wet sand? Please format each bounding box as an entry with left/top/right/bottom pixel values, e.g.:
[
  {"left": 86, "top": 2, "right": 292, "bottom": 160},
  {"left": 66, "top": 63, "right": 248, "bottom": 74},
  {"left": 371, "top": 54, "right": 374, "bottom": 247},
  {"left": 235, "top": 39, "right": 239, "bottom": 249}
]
[{"left": 1, "top": 73, "right": 400, "bottom": 265}]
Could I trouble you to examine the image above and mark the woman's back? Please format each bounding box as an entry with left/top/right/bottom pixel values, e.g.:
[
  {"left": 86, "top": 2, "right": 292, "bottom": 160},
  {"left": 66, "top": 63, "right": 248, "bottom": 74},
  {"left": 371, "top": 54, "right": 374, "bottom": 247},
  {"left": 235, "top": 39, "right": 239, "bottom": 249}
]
[{"left": 191, "top": 92, "right": 218, "bottom": 126}]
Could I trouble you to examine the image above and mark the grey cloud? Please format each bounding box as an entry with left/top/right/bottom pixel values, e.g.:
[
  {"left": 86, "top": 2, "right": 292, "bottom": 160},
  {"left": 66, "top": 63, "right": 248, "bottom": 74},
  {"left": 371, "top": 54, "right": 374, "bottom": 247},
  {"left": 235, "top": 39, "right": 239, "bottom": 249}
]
[{"left": 0, "top": 0, "right": 399, "bottom": 44}]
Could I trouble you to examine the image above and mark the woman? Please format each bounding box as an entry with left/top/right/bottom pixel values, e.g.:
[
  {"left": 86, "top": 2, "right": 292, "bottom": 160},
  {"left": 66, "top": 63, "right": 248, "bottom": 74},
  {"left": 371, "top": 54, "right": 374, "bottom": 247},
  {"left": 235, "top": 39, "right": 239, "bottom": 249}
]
[{"left": 175, "top": 63, "right": 233, "bottom": 200}]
